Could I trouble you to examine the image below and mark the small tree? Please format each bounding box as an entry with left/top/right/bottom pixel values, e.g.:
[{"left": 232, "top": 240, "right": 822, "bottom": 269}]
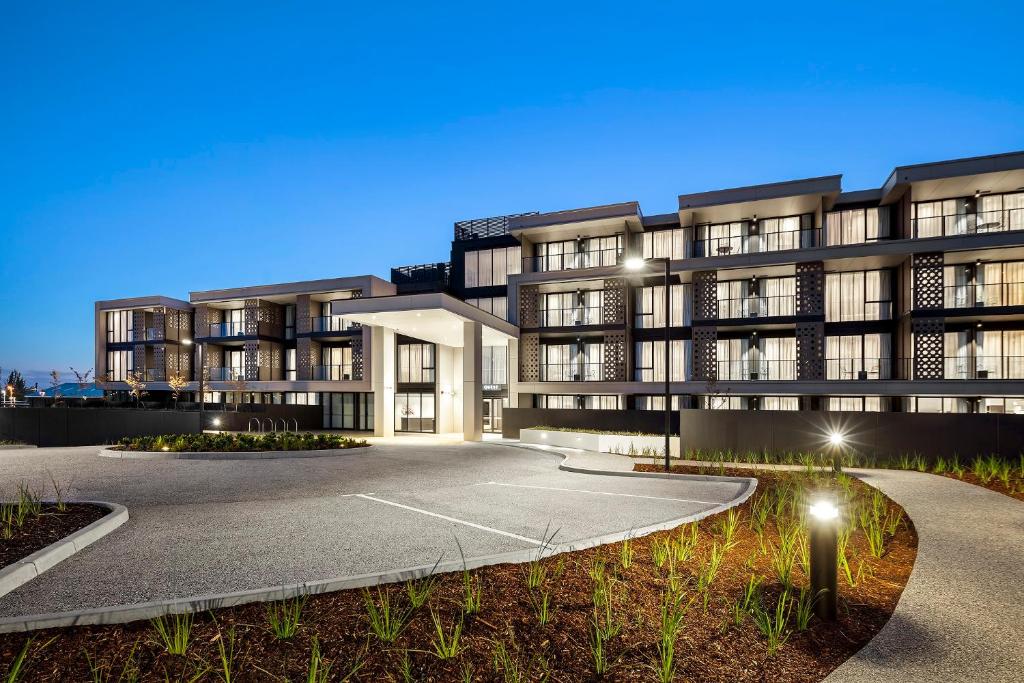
[
  {"left": 124, "top": 372, "right": 148, "bottom": 409},
  {"left": 69, "top": 367, "right": 93, "bottom": 406},
  {"left": 6, "top": 370, "right": 26, "bottom": 398},
  {"left": 227, "top": 374, "right": 248, "bottom": 411},
  {"left": 94, "top": 372, "right": 114, "bottom": 405},
  {"left": 49, "top": 370, "right": 63, "bottom": 406},
  {"left": 167, "top": 372, "right": 188, "bottom": 409},
  {"left": 704, "top": 375, "right": 731, "bottom": 410}
]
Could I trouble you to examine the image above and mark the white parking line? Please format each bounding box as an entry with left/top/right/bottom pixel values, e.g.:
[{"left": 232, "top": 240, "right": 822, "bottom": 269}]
[
  {"left": 354, "top": 494, "right": 544, "bottom": 546},
  {"left": 476, "top": 481, "right": 720, "bottom": 506}
]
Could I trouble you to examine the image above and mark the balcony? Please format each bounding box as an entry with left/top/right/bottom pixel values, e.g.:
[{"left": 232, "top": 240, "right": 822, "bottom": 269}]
[
  {"left": 310, "top": 316, "right": 359, "bottom": 334},
  {"left": 207, "top": 322, "right": 245, "bottom": 338},
  {"left": 716, "top": 359, "right": 797, "bottom": 381},
  {"left": 143, "top": 368, "right": 165, "bottom": 382},
  {"left": 538, "top": 306, "right": 603, "bottom": 327},
  {"left": 523, "top": 248, "right": 622, "bottom": 274},
  {"left": 826, "top": 358, "right": 892, "bottom": 380},
  {"left": 208, "top": 367, "right": 244, "bottom": 381},
  {"left": 539, "top": 362, "right": 604, "bottom": 382},
  {"left": 693, "top": 228, "right": 819, "bottom": 258},
  {"left": 943, "top": 283, "right": 1024, "bottom": 309},
  {"left": 718, "top": 295, "right": 796, "bottom": 320},
  {"left": 913, "top": 208, "right": 1024, "bottom": 238},
  {"left": 942, "top": 356, "right": 1024, "bottom": 380},
  {"left": 146, "top": 327, "right": 163, "bottom": 341},
  {"left": 313, "top": 364, "right": 354, "bottom": 381}
]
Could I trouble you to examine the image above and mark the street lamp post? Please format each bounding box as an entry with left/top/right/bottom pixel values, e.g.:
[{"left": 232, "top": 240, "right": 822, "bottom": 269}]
[
  {"left": 625, "top": 255, "right": 672, "bottom": 471},
  {"left": 182, "top": 339, "right": 205, "bottom": 430}
]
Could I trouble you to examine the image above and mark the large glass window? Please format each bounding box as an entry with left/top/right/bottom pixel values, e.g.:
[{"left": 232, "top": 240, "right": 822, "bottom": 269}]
[
  {"left": 534, "top": 236, "right": 622, "bottom": 272},
  {"left": 398, "top": 343, "right": 436, "bottom": 383},
  {"left": 319, "top": 346, "right": 353, "bottom": 380},
  {"left": 395, "top": 392, "right": 435, "bottom": 432},
  {"left": 826, "top": 270, "right": 892, "bottom": 321},
  {"left": 826, "top": 397, "right": 885, "bottom": 412},
  {"left": 539, "top": 342, "right": 604, "bottom": 381},
  {"left": 716, "top": 277, "right": 795, "bottom": 319},
  {"left": 285, "top": 348, "right": 296, "bottom": 381},
  {"left": 641, "top": 228, "right": 689, "bottom": 260},
  {"left": 825, "top": 207, "right": 889, "bottom": 246},
  {"left": 943, "top": 261, "right": 1024, "bottom": 308},
  {"left": 540, "top": 290, "right": 603, "bottom": 326},
  {"left": 464, "top": 247, "right": 522, "bottom": 287},
  {"left": 942, "top": 329, "right": 1024, "bottom": 379},
  {"left": 323, "top": 392, "right": 373, "bottom": 430},
  {"left": 717, "top": 337, "right": 795, "bottom": 380},
  {"left": 482, "top": 346, "right": 508, "bottom": 386},
  {"left": 634, "top": 284, "right": 691, "bottom": 327},
  {"left": 105, "top": 310, "right": 133, "bottom": 343},
  {"left": 465, "top": 296, "right": 509, "bottom": 320},
  {"left": 826, "top": 334, "right": 891, "bottom": 380},
  {"left": 633, "top": 340, "right": 688, "bottom": 381},
  {"left": 696, "top": 215, "right": 812, "bottom": 257},
  {"left": 914, "top": 192, "right": 1024, "bottom": 238},
  {"left": 539, "top": 395, "right": 620, "bottom": 409},
  {"left": 106, "top": 350, "right": 133, "bottom": 381}
]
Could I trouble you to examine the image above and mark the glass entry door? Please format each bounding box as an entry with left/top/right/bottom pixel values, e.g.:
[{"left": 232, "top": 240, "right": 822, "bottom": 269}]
[{"left": 482, "top": 398, "right": 504, "bottom": 433}]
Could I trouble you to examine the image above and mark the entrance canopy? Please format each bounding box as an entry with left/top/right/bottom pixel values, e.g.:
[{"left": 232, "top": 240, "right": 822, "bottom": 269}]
[{"left": 331, "top": 292, "right": 518, "bottom": 346}]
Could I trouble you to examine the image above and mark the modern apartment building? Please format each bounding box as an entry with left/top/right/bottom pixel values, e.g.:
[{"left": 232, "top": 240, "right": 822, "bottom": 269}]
[{"left": 95, "top": 151, "right": 1024, "bottom": 438}]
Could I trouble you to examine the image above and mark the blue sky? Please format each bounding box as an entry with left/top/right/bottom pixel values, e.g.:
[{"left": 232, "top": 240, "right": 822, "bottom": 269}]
[{"left": 1, "top": 1, "right": 1022, "bottom": 380}]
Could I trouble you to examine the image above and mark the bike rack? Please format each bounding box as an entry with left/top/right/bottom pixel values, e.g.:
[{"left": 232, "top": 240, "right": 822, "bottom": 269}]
[
  {"left": 247, "top": 417, "right": 261, "bottom": 433},
  {"left": 291, "top": 418, "right": 299, "bottom": 433},
  {"left": 262, "top": 417, "right": 275, "bottom": 433},
  {"left": 276, "top": 418, "right": 287, "bottom": 433}
]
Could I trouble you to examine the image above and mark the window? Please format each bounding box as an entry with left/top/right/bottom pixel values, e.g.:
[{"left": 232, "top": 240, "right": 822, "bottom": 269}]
[
  {"left": 634, "top": 395, "right": 683, "bottom": 411},
  {"left": 226, "top": 350, "right": 244, "bottom": 379},
  {"left": 760, "top": 397, "right": 800, "bottom": 411},
  {"left": 716, "top": 278, "right": 795, "bottom": 319},
  {"left": 633, "top": 340, "right": 689, "bottom": 381},
  {"left": 284, "top": 305, "right": 296, "bottom": 340},
  {"left": 538, "top": 395, "right": 619, "bottom": 409},
  {"left": 540, "top": 290, "right": 603, "bottom": 326},
  {"left": 319, "top": 346, "right": 354, "bottom": 380},
  {"left": 826, "top": 270, "right": 892, "bottom": 321},
  {"left": 716, "top": 337, "right": 795, "bottom": 380},
  {"left": 396, "top": 392, "right": 435, "bottom": 432},
  {"left": 398, "top": 343, "right": 435, "bottom": 383},
  {"left": 323, "top": 392, "right": 373, "bottom": 430},
  {"left": 534, "top": 236, "right": 623, "bottom": 272},
  {"left": 827, "top": 397, "right": 885, "bottom": 412},
  {"left": 106, "top": 350, "right": 133, "bottom": 381},
  {"left": 825, "top": 207, "right": 889, "bottom": 246},
  {"left": 826, "top": 334, "right": 891, "bottom": 380},
  {"left": 464, "top": 247, "right": 522, "bottom": 287},
  {"left": 942, "top": 329, "right": 1024, "bottom": 379},
  {"left": 696, "top": 215, "right": 812, "bottom": 256},
  {"left": 903, "top": 397, "right": 972, "bottom": 413},
  {"left": 634, "top": 284, "right": 691, "bottom": 327},
  {"left": 466, "top": 296, "right": 509, "bottom": 320},
  {"left": 539, "top": 342, "right": 604, "bottom": 381},
  {"left": 105, "top": 310, "right": 133, "bottom": 343},
  {"left": 285, "top": 349, "right": 296, "bottom": 381},
  {"left": 641, "top": 228, "right": 688, "bottom": 260},
  {"left": 482, "top": 346, "right": 508, "bottom": 386},
  {"left": 285, "top": 392, "right": 319, "bottom": 405}
]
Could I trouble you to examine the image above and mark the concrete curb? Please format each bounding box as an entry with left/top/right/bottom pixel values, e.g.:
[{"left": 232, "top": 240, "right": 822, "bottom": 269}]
[
  {"left": 0, "top": 502, "right": 128, "bottom": 600},
  {"left": 0, "top": 446, "right": 755, "bottom": 633},
  {"left": 97, "top": 446, "right": 370, "bottom": 461},
  {"left": 0, "top": 444, "right": 36, "bottom": 450}
]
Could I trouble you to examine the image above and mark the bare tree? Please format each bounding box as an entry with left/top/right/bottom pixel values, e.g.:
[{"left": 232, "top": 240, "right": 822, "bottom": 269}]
[
  {"left": 227, "top": 373, "right": 248, "bottom": 411},
  {"left": 167, "top": 372, "right": 188, "bottom": 409},
  {"left": 704, "top": 375, "right": 731, "bottom": 410},
  {"left": 49, "top": 370, "right": 63, "bottom": 406},
  {"left": 124, "top": 372, "right": 148, "bottom": 409},
  {"left": 94, "top": 372, "right": 114, "bottom": 405},
  {"left": 69, "top": 367, "right": 93, "bottom": 406}
]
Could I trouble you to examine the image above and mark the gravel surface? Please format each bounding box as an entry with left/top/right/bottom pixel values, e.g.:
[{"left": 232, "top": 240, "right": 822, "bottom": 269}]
[{"left": 0, "top": 439, "right": 748, "bottom": 617}]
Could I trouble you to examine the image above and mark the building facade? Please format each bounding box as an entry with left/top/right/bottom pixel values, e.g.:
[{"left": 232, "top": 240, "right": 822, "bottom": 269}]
[{"left": 95, "top": 151, "right": 1024, "bottom": 438}]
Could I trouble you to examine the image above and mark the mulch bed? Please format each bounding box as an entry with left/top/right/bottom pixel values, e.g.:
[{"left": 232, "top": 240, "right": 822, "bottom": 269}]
[
  {"left": 939, "top": 471, "right": 1024, "bottom": 502},
  {"left": 0, "top": 469, "right": 917, "bottom": 682},
  {"left": 0, "top": 504, "right": 108, "bottom": 569}
]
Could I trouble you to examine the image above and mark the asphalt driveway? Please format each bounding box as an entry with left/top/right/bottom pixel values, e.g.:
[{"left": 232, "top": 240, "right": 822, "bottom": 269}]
[{"left": 0, "top": 438, "right": 750, "bottom": 618}]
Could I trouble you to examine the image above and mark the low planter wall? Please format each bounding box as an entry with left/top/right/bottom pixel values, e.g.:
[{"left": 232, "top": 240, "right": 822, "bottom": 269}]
[
  {"left": 521, "top": 428, "right": 680, "bottom": 457},
  {"left": 98, "top": 447, "right": 368, "bottom": 461},
  {"left": 503, "top": 408, "right": 679, "bottom": 440}
]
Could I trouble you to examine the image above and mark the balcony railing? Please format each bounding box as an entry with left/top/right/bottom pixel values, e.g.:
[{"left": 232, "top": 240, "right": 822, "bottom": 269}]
[
  {"left": 826, "top": 358, "right": 892, "bottom": 380},
  {"left": 717, "top": 295, "right": 796, "bottom": 319},
  {"left": 310, "top": 316, "right": 359, "bottom": 333},
  {"left": 523, "top": 248, "right": 622, "bottom": 274},
  {"left": 313, "top": 364, "right": 354, "bottom": 381},
  {"left": 913, "top": 208, "right": 1024, "bottom": 238},
  {"left": 942, "top": 282, "right": 1024, "bottom": 309},
  {"left": 539, "top": 362, "right": 604, "bottom": 382},
  {"left": 538, "top": 306, "right": 604, "bottom": 327},
  {"left": 942, "top": 356, "right": 1024, "bottom": 380},
  {"left": 207, "top": 322, "right": 245, "bottom": 338},
  {"left": 143, "top": 368, "right": 165, "bottom": 382},
  {"left": 694, "top": 229, "right": 819, "bottom": 258},
  {"left": 716, "top": 359, "right": 797, "bottom": 381},
  {"left": 825, "top": 301, "right": 894, "bottom": 322},
  {"left": 208, "top": 367, "right": 244, "bottom": 381}
]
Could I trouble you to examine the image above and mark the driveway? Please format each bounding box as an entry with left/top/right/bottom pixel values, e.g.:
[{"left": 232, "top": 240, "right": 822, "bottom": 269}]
[{"left": 0, "top": 438, "right": 750, "bottom": 619}]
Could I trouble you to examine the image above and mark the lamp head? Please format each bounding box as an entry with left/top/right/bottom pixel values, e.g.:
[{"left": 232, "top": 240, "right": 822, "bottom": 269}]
[
  {"left": 828, "top": 432, "right": 845, "bottom": 447},
  {"left": 182, "top": 338, "right": 193, "bottom": 346},
  {"left": 624, "top": 256, "right": 646, "bottom": 271},
  {"left": 809, "top": 500, "right": 839, "bottom": 521}
]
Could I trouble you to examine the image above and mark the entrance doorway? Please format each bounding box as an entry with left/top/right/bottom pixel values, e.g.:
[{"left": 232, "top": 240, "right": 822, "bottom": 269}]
[{"left": 482, "top": 398, "right": 505, "bottom": 433}]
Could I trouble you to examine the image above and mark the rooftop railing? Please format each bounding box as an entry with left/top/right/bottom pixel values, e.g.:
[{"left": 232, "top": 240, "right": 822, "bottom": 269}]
[{"left": 454, "top": 212, "right": 538, "bottom": 241}]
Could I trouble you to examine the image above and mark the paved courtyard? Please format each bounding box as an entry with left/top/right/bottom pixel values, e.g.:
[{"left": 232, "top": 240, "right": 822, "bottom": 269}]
[{"left": 0, "top": 438, "right": 750, "bottom": 619}]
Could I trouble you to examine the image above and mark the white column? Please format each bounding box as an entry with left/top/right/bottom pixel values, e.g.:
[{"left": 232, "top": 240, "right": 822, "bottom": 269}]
[
  {"left": 371, "top": 326, "right": 395, "bottom": 437},
  {"left": 437, "top": 345, "right": 455, "bottom": 434},
  {"left": 462, "top": 321, "right": 483, "bottom": 441},
  {"left": 507, "top": 338, "right": 519, "bottom": 408}
]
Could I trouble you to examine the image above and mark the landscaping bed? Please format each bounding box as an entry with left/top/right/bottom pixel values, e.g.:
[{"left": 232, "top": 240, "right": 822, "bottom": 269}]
[
  {"left": 1, "top": 487, "right": 107, "bottom": 569},
  {"left": 680, "top": 450, "right": 1024, "bottom": 502},
  {"left": 0, "top": 466, "right": 916, "bottom": 682},
  {"left": 115, "top": 432, "right": 369, "bottom": 453}
]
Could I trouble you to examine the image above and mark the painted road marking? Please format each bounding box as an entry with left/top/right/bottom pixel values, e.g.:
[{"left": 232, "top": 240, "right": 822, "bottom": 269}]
[
  {"left": 476, "top": 481, "right": 720, "bottom": 506},
  {"left": 354, "top": 494, "right": 544, "bottom": 546}
]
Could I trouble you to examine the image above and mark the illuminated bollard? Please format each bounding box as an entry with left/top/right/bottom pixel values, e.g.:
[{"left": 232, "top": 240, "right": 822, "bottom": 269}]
[{"left": 808, "top": 499, "right": 839, "bottom": 621}]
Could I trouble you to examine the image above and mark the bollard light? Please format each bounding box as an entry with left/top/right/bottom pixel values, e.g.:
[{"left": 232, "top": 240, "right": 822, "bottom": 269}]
[
  {"left": 828, "top": 432, "right": 845, "bottom": 447},
  {"left": 828, "top": 431, "right": 846, "bottom": 474},
  {"left": 808, "top": 498, "right": 839, "bottom": 621},
  {"left": 212, "top": 417, "right": 221, "bottom": 427}
]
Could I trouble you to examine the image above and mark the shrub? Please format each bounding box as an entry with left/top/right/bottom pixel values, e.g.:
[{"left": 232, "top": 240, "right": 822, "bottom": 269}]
[{"left": 118, "top": 432, "right": 369, "bottom": 453}]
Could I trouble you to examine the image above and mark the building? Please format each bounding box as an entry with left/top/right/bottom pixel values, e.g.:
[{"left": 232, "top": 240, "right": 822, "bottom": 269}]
[{"left": 95, "top": 151, "right": 1024, "bottom": 439}]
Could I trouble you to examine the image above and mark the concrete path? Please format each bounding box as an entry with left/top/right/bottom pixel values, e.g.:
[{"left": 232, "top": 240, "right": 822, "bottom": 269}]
[
  {"left": 0, "top": 439, "right": 750, "bottom": 620},
  {"left": 826, "top": 468, "right": 1024, "bottom": 683}
]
